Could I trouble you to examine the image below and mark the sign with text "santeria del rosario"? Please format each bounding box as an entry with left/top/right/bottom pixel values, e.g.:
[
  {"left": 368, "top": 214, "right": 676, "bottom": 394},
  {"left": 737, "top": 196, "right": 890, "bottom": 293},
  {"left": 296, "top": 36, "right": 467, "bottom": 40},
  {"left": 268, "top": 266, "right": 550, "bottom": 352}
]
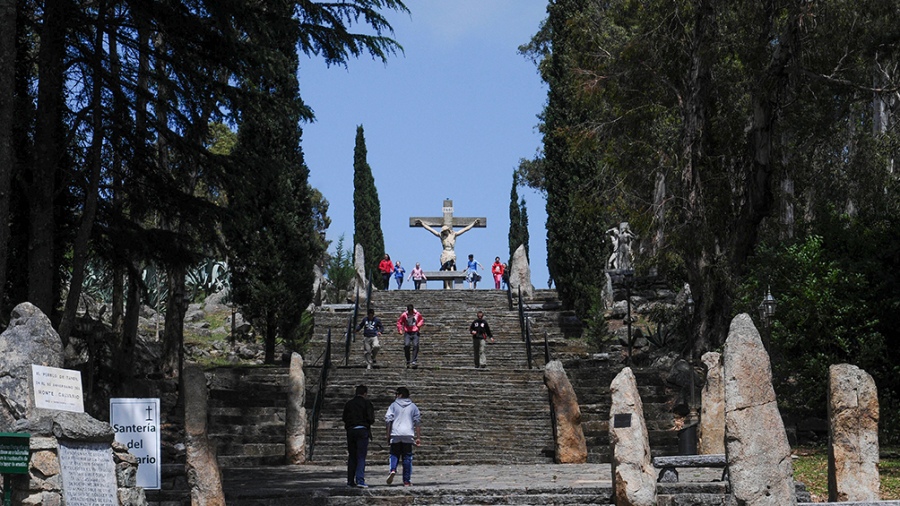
[
  {"left": 110, "top": 398, "right": 161, "bottom": 490},
  {"left": 31, "top": 365, "right": 84, "bottom": 413}
]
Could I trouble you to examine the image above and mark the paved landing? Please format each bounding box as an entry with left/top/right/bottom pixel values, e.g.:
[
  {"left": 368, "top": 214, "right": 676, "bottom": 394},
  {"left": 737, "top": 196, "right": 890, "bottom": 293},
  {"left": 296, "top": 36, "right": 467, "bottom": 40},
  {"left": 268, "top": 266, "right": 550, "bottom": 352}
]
[{"left": 223, "top": 463, "right": 615, "bottom": 492}]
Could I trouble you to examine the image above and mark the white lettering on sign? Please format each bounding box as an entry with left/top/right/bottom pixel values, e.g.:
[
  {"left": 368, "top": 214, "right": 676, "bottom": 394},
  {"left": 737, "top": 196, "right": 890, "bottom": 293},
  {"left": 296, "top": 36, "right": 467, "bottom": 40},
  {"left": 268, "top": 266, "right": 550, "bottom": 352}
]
[
  {"left": 110, "top": 398, "right": 161, "bottom": 490},
  {"left": 31, "top": 365, "right": 84, "bottom": 413}
]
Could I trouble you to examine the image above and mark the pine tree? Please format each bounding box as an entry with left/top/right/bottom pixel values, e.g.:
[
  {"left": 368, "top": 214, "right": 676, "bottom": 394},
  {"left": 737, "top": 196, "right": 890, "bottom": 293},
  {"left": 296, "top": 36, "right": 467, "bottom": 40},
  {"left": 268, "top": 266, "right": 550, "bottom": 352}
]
[{"left": 352, "top": 125, "right": 385, "bottom": 279}]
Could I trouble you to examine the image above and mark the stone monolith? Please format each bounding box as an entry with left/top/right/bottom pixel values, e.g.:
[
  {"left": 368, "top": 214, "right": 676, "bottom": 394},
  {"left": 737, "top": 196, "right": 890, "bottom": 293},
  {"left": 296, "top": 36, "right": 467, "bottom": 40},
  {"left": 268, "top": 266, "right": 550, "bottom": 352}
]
[
  {"left": 509, "top": 244, "right": 534, "bottom": 299},
  {"left": 0, "top": 302, "right": 65, "bottom": 430},
  {"left": 724, "top": 313, "right": 795, "bottom": 506},
  {"left": 828, "top": 363, "right": 880, "bottom": 502},
  {"left": 610, "top": 367, "right": 656, "bottom": 506},
  {"left": 699, "top": 351, "right": 725, "bottom": 454},
  {"left": 184, "top": 365, "right": 225, "bottom": 506},
  {"left": 543, "top": 360, "right": 587, "bottom": 463},
  {"left": 286, "top": 353, "right": 307, "bottom": 464}
]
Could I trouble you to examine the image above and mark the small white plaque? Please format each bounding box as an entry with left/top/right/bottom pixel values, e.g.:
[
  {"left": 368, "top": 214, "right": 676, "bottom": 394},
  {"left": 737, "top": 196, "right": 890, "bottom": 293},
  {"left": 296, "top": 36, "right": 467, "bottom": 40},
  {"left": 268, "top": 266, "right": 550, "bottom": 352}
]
[
  {"left": 443, "top": 206, "right": 453, "bottom": 214},
  {"left": 31, "top": 364, "right": 84, "bottom": 413},
  {"left": 110, "top": 398, "right": 162, "bottom": 489}
]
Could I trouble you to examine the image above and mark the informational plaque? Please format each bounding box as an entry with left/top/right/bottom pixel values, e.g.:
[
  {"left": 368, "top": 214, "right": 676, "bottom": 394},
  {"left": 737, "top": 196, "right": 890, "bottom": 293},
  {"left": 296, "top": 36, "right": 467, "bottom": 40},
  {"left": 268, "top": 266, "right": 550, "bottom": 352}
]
[
  {"left": 31, "top": 365, "right": 84, "bottom": 413},
  {"left": 58, "top": 441, "right": 118, "bottom": 506},
  {"left": 0, "top": 433, "right": 30, "bottom": 474},
  {"left": 110, "top": 398, "right": 161, "bottom": 490},
  {"left": 613, "top": 413, "right": 632, "bottom": 428}
]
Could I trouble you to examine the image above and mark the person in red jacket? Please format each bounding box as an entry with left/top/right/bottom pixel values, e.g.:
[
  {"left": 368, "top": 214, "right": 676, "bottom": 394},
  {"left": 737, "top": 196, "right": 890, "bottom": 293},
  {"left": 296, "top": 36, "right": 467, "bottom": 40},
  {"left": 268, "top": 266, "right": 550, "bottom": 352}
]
[
  {"left": 378, "top": 254, "right": 394, "bottom": 290},
  {"left": 491, "top": 257, "right": 505, "bottom": 290},
  {"left": 396, "top": 304, "right": 424, "bottom": 368}
]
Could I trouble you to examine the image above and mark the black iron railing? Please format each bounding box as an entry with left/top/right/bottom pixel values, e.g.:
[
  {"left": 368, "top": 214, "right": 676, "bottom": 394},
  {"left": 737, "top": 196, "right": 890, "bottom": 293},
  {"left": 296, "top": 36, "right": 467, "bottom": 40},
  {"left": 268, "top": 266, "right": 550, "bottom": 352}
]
[{"left": 308, "top": 329, "right": 332, "bottom": 460}]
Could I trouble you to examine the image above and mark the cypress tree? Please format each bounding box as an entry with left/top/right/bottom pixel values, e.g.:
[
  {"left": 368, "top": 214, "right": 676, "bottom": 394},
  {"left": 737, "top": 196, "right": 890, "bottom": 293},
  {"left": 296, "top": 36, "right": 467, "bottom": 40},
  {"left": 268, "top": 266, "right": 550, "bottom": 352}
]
[
  {"left": 352, "top": 125, "right": 385, "bottom": 279},
  {"left": 508, "top": 171, "right": 532, "bottom": 269}
]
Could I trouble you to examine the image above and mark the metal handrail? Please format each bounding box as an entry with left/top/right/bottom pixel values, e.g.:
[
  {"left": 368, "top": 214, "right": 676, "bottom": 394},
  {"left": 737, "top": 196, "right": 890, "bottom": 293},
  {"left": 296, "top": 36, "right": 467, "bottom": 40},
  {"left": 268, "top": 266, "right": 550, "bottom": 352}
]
[
  {"left": 344, "top": 286, "right": 360, "bottom": 366},
  {"left": 525, "top": 315, "right": 533, "bottom": 369},
  {"left": 308, "top": 329, "right": 332, "bottom": 460},
  {"left": 544, "top": 331, "right": 551, "bottom": 365}
]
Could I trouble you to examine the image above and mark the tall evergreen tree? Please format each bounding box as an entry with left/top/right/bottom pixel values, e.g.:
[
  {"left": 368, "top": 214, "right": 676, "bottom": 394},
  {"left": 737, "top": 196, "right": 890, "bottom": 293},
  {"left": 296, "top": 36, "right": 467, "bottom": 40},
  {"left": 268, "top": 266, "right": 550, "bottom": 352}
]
[
  {"left": 508, "top": 171, "right": 530, "bottom": 267},
  {"left": 352, "top": 125, "right": 385, "bottom": 279}
]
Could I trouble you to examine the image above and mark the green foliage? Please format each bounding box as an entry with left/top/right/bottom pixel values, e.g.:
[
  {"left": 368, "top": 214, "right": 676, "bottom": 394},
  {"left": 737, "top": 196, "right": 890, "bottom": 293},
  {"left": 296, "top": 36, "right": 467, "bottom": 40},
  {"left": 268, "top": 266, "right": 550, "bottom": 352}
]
[
  {"left": 737, "top": 234, "right": 886, "bottom": 420},
  {"left": 507, "top": 172, "right": 530, "bottom": 266},
  {"left": 325, "top": 235, "right": 355, "bottom": 301},
  {"left": 352, "top": 125, "right": 385, "bottom": 276},
  {"left": 185, "top": 260, "right": 230, "bottom": 303}
]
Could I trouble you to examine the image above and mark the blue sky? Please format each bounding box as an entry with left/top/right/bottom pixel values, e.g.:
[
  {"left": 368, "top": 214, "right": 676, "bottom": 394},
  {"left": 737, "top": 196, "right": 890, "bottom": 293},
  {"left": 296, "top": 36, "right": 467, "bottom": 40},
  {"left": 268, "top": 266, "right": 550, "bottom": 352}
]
[{"left": 302, "top": 1, "right": 550, "bottom": 289}]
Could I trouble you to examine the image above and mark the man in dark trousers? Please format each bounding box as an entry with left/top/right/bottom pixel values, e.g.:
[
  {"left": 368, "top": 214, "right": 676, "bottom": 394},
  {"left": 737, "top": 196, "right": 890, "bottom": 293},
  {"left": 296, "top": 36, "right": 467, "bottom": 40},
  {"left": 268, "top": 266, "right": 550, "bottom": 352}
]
[
  {"left": 355, "top": 308, "right": 383, "bottom": 369},
  {"left": 469, "top": 310, "right": 493, "bottom": 368},
  {"left": 342, "top": 384, "right": 375, "bottom": 488}
]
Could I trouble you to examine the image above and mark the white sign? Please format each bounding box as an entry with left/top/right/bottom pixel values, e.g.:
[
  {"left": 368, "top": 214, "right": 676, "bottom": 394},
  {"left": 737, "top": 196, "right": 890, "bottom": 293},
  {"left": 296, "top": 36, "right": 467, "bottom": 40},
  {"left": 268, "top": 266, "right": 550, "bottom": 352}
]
[
  {"left": 31, "top": 364, "right": 84, "bottom": 412},
  {"left": 110, "top": 398, "right": 161, "bottom": 490}
]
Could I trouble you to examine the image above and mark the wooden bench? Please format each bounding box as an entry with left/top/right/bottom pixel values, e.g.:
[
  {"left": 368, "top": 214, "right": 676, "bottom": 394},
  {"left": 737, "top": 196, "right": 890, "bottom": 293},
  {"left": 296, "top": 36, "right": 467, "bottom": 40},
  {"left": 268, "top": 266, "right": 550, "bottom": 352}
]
[
  {"left": 422, "top": 271, "right": 467, "bottom": 289},
  {"left": 652, "top": 454, "right": 728, "bottom": 483}
]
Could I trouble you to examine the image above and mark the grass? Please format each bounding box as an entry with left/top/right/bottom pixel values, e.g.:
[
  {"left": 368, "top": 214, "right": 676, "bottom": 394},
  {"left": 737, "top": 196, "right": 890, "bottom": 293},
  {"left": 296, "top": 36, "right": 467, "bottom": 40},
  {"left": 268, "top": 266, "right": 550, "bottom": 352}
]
[{"left": 792, "top": 447, "right": 900, "bottom": 502}]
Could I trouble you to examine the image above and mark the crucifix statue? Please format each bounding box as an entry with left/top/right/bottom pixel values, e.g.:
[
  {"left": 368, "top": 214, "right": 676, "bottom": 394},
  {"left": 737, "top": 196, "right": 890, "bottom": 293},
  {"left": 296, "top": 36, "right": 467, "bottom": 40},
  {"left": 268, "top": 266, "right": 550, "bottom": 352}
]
[{"left": 410, "top": 199, "right": 487, "bottom": 270}]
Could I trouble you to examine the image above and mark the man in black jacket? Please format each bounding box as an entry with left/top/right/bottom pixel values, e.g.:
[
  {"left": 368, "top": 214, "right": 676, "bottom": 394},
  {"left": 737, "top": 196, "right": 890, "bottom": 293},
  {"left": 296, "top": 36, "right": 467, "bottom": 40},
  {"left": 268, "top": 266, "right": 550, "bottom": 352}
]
[
  {"left": 469, "top": 310, "right": 493, "bottom": 368},
  {"left": 342, "top": 384, "right": 375, "bottom": 487}
]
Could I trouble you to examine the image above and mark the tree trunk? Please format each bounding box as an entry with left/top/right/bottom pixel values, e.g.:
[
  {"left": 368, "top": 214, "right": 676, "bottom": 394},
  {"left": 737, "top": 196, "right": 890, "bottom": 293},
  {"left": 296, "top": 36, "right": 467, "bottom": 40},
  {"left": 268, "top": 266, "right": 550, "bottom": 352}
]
[
  {"left": 58, "top": 2, "right": 106, "bottom": 345},
  {"left": 0, "top": 0, "right": 15, "bottom": 308},
  {"left": 265, "top": 311, "right": 276, "bottom": 365},
  {"left": 118, "top": 265, "right": 141, "bottom": 395},
  {"left": 160, "top": 263, "right": 186, "bottom": 378},
  {"left": 29, "top": 0, "right": 68, "bottom": 315}
]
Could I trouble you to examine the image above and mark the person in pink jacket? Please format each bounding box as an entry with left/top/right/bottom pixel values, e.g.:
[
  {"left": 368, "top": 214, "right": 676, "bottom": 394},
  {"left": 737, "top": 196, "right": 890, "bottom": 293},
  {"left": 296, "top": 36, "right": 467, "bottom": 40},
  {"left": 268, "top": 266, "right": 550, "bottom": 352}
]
[
  {"left": 407, "top": 262, "right": 427, "bottom": 290},
  {"left": 396, "top": 304, "right": 424, "bottom": 368}
]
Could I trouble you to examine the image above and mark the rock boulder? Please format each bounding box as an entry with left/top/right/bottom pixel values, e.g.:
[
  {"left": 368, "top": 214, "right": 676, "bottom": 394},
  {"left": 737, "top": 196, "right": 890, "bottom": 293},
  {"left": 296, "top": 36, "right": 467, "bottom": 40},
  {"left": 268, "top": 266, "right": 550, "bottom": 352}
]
[
  {"left": 543, "top": 360, "right": 587, "bottom": 463},
  {"left": 0, "top": 303, "right": 65, "bottom": 430},
  {"left": 724, "top": 314, "right": 795, "bottom": 506},
  {"left": 609, "top": 367, "right": 656, "bottom": 506},
  {"left": 828, "top": 363, "right": 880, "bottom": 502}
]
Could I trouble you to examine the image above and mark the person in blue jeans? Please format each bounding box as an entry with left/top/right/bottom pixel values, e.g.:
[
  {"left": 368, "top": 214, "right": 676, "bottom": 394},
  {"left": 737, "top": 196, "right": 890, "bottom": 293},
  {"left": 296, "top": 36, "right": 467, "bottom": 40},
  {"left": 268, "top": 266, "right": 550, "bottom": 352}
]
[
  {"left": 384, "top": 386, "right": 421, "bottom": 486},
  {"left": 342, "top": 384, "right": 375, "bottom": 488}
]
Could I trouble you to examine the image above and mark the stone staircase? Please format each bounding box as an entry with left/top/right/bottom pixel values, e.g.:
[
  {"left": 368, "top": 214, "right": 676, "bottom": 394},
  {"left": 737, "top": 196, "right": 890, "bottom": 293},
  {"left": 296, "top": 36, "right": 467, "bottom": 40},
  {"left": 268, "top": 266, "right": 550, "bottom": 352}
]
[
  {"left": 565, "top": 356, "right": 679, "bottom": 463},
  {"left": 305, "top": 289, "right": 555, "bottom": 466}
]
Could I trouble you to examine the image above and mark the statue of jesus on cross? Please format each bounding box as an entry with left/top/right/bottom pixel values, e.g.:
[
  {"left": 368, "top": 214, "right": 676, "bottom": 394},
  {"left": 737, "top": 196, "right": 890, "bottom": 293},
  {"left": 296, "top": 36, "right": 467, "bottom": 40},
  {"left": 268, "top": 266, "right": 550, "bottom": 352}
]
[{"left": 410, "top": 199, "right": 486, "bottom": 270}]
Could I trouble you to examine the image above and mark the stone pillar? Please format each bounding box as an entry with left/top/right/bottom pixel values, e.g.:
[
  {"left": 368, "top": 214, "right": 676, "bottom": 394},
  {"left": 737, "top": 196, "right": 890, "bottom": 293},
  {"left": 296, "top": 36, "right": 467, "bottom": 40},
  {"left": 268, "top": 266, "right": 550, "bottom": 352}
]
[
  {"left": 723, "top": 314, "right": 796, "bottom": 506},
  {"left": 699, "top": 351, "right": 725, "bottom": 454},
  {"left": 509, "top": 244, "right": 534, "bottom": 299},
  {"left": 184, "top": 365, "right": 225, "bottom": 506},
  {"left": 285, "top": 353, "right": 307, "bottom": 464},
  {"left": 543, "top": 360, "right": 587, "bottom": 463},
  {"left": 351, "top": 243, "right": 370, "bottom": 296},
  {"left": 828, "top": 363, "right": 880, "bottom": 502},
  {"left": 609, "top": 367, "right": 656, "bottom": 506}
]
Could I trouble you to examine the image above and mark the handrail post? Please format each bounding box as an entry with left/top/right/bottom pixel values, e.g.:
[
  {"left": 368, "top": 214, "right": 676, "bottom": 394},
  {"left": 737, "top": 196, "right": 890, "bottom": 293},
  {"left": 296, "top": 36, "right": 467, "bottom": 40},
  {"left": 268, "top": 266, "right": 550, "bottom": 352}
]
[
  {"left": 517, "top": 286, "right": 525, "bottom": 342},
  {"left": 543, "top": 331, "right": 550, "bottom": 365},
  {"left": 506, "top": 283, "right": 513, "bottom": 311}
]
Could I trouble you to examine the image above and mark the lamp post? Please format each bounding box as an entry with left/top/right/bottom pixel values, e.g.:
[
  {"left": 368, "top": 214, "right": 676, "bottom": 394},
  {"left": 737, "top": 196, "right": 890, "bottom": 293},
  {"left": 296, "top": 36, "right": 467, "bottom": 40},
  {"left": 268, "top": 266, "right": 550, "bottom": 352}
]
[
  {"left": 682, "top": 292, "right": 698, "bottom": 454},
  {"left": 757, "top": 287, "right": 777, "bottom": 351},
  {"left": 624, "top": 269, "right": 634, "bottom": 364}
]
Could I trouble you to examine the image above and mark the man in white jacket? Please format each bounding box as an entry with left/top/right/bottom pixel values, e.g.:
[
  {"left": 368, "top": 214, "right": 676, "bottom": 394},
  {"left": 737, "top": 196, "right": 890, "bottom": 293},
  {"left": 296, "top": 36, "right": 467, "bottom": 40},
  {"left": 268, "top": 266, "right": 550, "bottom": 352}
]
[{"left": 384, "top": 386, "right": 421, "bottom": 486}]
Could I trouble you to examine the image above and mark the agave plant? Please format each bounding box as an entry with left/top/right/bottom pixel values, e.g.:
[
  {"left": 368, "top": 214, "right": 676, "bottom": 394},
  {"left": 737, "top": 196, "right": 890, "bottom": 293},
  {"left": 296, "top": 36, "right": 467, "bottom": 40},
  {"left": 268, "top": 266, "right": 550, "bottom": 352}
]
[{"left": 185, "top": 259, "right": 230, "bottom": 302}]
